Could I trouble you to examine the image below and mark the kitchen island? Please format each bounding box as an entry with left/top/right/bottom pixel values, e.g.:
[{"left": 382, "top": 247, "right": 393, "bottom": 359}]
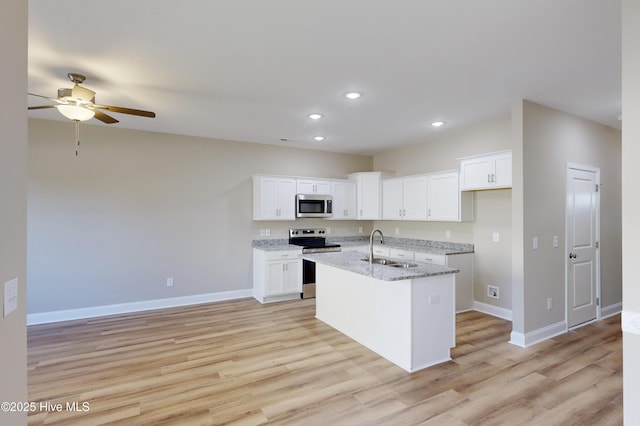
[{"left": 304, "top": 251, "right": 459, "bottom": 373}]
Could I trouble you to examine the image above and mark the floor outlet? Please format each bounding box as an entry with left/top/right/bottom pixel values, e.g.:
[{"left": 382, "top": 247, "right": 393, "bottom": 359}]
[
  {"left": 488, "top": 285, "right": 499, "bottom": 299},
  {"left": 167, "top": 277, "right": 174, "bottom": 287}
]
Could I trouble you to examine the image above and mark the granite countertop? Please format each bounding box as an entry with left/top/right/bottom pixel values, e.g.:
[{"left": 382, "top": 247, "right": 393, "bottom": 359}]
[
  {"left": 253, "top": 236, "right": 473, "bottom": 255},
  {"left": 303, "top": 251, "right": 459, "bottom": 282},
  {"left": 329, "top": 236, "right": 474, "bottom": 255}
]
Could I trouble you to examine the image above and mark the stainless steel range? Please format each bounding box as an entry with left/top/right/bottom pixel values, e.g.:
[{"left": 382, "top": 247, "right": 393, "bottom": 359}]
[{"left": 289, "top": 228, "right": 341, "bottom": 298}]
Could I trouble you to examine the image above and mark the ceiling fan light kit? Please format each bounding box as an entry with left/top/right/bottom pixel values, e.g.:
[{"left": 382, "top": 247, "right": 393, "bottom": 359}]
[
  {"left": 56, "top": 104, "right": 95, "bottom": 121},
  {"left": 28, "top": 72, "right": 156, "bottom": 155}
]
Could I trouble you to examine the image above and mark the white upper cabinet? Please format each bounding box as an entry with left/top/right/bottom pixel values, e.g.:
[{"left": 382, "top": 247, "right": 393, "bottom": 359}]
[
  {"left": 349, "top": 172, "right": 390, "bottom": 220},
  {"left": 382, "top": 175, "right": 428, "bottom": 221},
  {"left": 329, "top": 179, "right": 357, "bottom": 220},
  {"left": 427, "top": 171, "right": 473, "bottom": 222},
  {"left": 296, "top": 179, "right": 332, "bottom": 195},
  {"left": 459, "top": 150, "right": 512, "bottom": 191},
  {"left": 252, "top": 175, "right": 297, "bottom": 220}
]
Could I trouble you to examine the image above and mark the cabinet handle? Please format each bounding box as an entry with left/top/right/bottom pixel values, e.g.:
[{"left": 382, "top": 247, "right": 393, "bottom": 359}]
[
  {"left": 488, "top": 174, "right": 491, "bottom": 183},
  {"left": 492, "top": 174, "right": 496, "bottom": 183}
]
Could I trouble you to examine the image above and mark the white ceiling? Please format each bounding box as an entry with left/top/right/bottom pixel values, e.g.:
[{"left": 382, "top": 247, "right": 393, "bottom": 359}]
[{"left": 27, "top": 0, "right": 621, "bottom": 156}]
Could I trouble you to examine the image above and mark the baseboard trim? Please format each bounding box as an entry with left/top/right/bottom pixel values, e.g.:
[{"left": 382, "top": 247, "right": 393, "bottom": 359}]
[
  {"left": 509, "top": 320, "right": 567, "bottom": 348},
  {"left": 601, "top": 302, "right": 622, "bottom": 319},
  {"left": 473, "top": 301, "right": 513, "bottom": 321},
  {"left": 27, "top": 289, "right": 253, "bottom": 325}
]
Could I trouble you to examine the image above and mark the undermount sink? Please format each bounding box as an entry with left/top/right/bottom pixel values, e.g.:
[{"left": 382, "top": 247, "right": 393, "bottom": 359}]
[{"left": 361, "top": 258, "right": 418, "bottom": 268}]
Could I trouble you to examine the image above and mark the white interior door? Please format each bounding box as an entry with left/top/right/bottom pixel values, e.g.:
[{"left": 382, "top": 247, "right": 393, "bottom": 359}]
[{"left": 566, "top": 165, "right": 600, "bottom": 328}]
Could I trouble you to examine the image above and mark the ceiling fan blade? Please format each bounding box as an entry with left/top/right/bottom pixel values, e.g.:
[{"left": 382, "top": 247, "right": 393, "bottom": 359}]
[
  {"left": 28, "top": 105, "right": 57, "bottom": 110},
  {"left": 94, "top": 104, "right": 156, "bottom": 118},
  {"left": 93, "top": 110, "right": 119, "bottom": 124},
  {"left": 28, "top": 93, "right": 65, "bottom": 104}
]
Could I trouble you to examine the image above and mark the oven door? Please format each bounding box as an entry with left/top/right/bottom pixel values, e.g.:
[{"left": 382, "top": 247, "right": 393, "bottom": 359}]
[{"left": 302, "top": 259, "right": 316, "bottom": 298}]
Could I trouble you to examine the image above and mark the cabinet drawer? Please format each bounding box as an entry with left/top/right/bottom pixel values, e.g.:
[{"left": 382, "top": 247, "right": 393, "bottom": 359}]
[
  {"left": 414, "top": 252, "right": 446, "bottom": 266},
  {"left": 264, "top": 250, "right": 302, "bottom": 261},
  {"left": 372, "top": 246, "right": 390, "bottom": 257},
  {"left": 389, "top": 248, "right": 415, "bottom": 260}
]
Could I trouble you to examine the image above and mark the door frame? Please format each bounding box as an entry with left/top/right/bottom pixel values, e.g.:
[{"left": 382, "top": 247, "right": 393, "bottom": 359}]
[{"left": 565, "top": 162, "right": 601, "bottom": 329}]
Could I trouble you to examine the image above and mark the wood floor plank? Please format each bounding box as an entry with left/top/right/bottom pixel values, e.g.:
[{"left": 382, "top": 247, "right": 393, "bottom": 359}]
[{"left": 27, "top": 298, "right": 622, "bottom": 425}]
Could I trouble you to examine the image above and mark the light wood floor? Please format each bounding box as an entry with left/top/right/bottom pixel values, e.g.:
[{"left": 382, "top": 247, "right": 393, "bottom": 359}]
[{"left": 27, "top": 298, "right": 622, "bottom": 425}]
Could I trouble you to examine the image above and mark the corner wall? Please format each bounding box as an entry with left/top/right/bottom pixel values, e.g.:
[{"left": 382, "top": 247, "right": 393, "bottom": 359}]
[
  {"left": 27, "top": 119, "right": 371, "bottom": 316},
  {"left": 0, "top": 0, "right": 28, "bottom": 423},
  {"left": 512, "top": 100, "right": 621, "bottom": 341},
  {"left": 622, "top": 0, "right": 640, "bottom": 422},
  {"left": 373, "top": 118, "right": 513, "bottom": 313}
]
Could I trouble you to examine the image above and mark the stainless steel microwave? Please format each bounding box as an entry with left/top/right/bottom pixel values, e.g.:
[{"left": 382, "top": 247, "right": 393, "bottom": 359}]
[{"left": 296, "top": 194, "right": 333, "bottom": 218}]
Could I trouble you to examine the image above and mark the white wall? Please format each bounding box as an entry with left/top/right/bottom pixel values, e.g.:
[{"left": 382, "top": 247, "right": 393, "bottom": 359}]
[
  {"left": 27, "top": 119, "right": 371, "bottom": 315},
  {"left": 512, "top": 100, "right": 621, "bottom": 337},
  {"left": 0, "top": 0, "right": 28, "bottom": 423},
  {"left": 622, "top": 0, "right": 640, "bottom": 422},
  {"left": 373, "top": 118, "right": 513, "bottom": 311}
]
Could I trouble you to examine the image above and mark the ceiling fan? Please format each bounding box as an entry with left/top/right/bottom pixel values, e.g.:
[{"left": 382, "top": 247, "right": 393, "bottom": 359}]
[{"left": 28, "top": 72, "right": 156, "bottom": 155}]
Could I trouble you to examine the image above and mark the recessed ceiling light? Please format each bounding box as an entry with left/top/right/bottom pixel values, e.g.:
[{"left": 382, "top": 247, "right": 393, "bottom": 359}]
[
  {"left": 431, "top": 121, "right": 445, "bottom": 127},
  {"left": 345, "top": 92, "right": 362, "bottom": 100},
  {"left": 308, "top": 113, "right": 323, "bottom": 120},
  {"left": 314, "top": 136, "right": 325, "bottom": 141}
]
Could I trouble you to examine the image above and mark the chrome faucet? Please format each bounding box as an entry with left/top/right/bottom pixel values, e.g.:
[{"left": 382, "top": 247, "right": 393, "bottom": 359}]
[{"left": 369, "top": 229, "right": 385, "bottom": 264}]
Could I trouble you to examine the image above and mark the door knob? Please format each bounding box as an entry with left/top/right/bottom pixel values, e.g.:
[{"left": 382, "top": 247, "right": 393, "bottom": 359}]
[{"left": 569, "top": 253, "right": 577, "bottom": 259}]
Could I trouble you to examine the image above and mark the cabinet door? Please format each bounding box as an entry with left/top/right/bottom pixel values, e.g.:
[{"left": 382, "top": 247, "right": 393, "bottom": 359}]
[
  {"left": 282, "top": 260, "right": 302, "bottom": 293},
  {"left": 259, "top": 178, "right": 281, "bottom": 219},
  {"left": 382, "top": 178, "right": 403, "bottom": 220},
  {"left": 330, "top": 180, "right": 357, "bottom": 219},
  {"left": 460, "top": 157, "right": 492, "bottom": 191},
  {"left": 255, "top": 177, "right": 296, "bottom": 220},
  {"left": 297, "top": 179, "right": 332, "bottom": 195},
  {"left": 265, "top": 261, "right": 285, "bottom": 295},
  {"left": 427, "top": 172, "right": 460, "bottom": 221},
  {"left": 356, "top": 173, "right": 382, "bottom": 219},
  {"left": 493, "top": 154, "right": 512, "bottom": 188},
  {"left": 277, "top": 179, "right": 297, "bottom": 219},
  {"left": 402, "top": 175, "right": 428, "bottom": 220}
]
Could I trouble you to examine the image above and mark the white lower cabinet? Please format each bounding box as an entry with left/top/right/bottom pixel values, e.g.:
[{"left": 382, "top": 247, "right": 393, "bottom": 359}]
[
  {"left": 389, "top": 248, "right": 415, "bottom": 260},
  {"left": 253, "top": 248, "right": 302, "bottom": 303},
  {"left": 414, "top": 252, "right": 473, "bottom": 312}
]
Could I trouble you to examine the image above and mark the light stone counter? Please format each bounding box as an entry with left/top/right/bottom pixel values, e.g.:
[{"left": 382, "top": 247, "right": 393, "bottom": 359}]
[{"left": 303, "top": 251, "right": 459, "bottom": 282}]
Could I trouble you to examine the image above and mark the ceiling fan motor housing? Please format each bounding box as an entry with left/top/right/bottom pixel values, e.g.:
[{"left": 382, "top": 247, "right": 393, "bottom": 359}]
[{"left": 58, "top": 86, "right": 96, "bottom": 104}]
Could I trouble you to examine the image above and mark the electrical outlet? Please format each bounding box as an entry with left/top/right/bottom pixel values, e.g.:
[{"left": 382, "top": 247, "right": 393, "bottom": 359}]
[
  {"left": 260, "top": 229, "right": 266, "bottom": 237},
  {"left": 445, "top": 230, "right": 451, "bottom": 239},
  {"left": 547, "top": 298, "right": 552, "bottom": 311},
  {"left": 533, "top": 237, "right": 539, "bottom": 250},
  {"left": 492, "top": 232, "right": 500, "bottom": 242},
  {"left": 395, "top": 227, "right": 400, "bottom": 235},
  {"left": 358, "top": 226, "right": 363, "bottom": 234},
  {"left": 265, "top": 228, "right": 271, "bottom": 237},
  {"left": 4, "top": 278, "right": 18, "bottom": 317},
  {"left": 553, "top": 236, "right": 559, "bottom": 248},
  {"left": 326, "top": 227, "right": 331, "bottom": 234},
  {"left": 488, "top": 285, "right": 499, "bottom": 299},
  {"left": 166, "top": 277, "right": 174, "bottom": 287}
]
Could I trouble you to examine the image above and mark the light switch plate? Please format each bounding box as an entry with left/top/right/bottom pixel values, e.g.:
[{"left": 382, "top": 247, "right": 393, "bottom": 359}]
[
  {"left": 4, "top": 278, "right": 18, "bottom": 317},
  {"left": 533, "top": 237, "right": 539, "bottom": 250},
  {"left": 492, "top": 232, "right": 500, "bottom": 242}
]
